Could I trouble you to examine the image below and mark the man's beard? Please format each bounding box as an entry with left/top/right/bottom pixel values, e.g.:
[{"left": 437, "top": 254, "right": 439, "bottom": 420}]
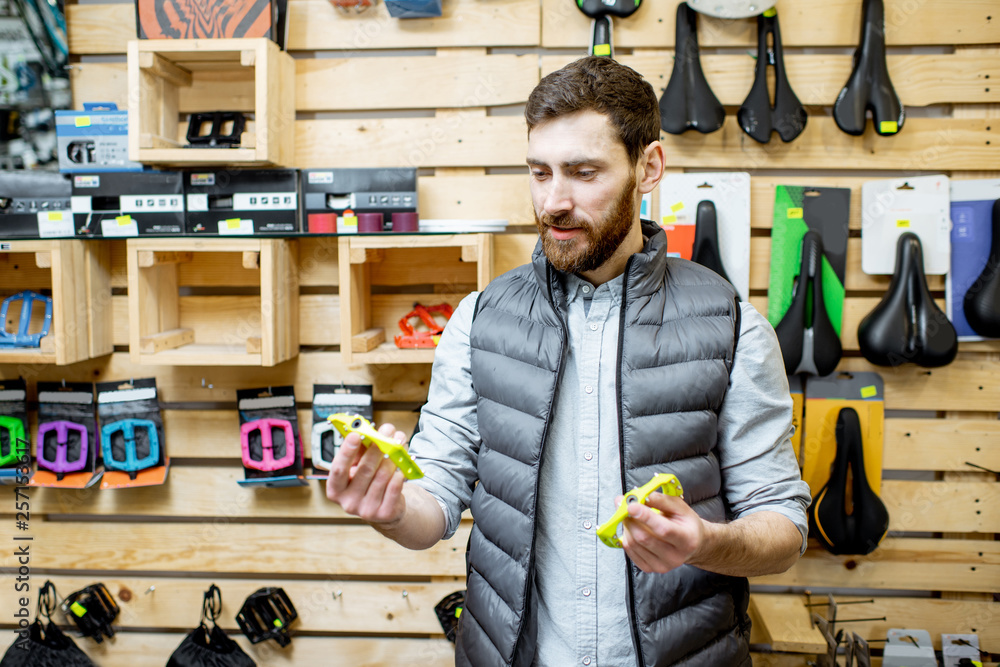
[{"left": 535, "top": 174, "right": 636, "bottom": 274}]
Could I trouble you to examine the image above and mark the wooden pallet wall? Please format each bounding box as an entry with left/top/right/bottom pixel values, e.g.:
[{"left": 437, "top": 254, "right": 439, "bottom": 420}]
[{"left": 1, "top": 1, "right": 998, "bottom": 664}]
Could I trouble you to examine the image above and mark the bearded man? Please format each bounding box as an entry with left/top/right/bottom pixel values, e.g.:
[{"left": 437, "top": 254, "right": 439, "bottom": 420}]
[{"left": 326, "top": 56, "right": 810, "bottom": 667}]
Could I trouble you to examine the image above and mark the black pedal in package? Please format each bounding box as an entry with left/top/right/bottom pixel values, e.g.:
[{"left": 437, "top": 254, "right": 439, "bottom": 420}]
[
  {"left": 308, "top": 384, "right": 373, "bottom": 477},
  {"left": 71, "top": 171, "right": 185, "bottom": 237},
  {"left": 301, "top": 168, "right": 416, "bottom": 233},
  {"left": 185, "top": 169, "right": 299, "bottom": 235},
  {"left": 236, "top": 385, "right": 306, "bottom": 487},
  {"left": 0, "top": 377, "right": 29, "bottom": 483},
  {"left": 95, "top": 378, "right": 168, "bottom": 489},
  {"left": 0, "top": 170, "right": 73, "bottom": 239},
  {"left": 34, "top": 381, "right": 102, "bottom": 488}
]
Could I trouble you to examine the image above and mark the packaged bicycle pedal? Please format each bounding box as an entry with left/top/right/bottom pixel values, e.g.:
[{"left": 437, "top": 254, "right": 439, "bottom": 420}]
[
  {"left": 236, "top": 386, "right": 306, "bottom": 487},
  {"left": 185, "top": 169, "right": 299, "bottom": 235},
  {"left": 32, "top": 381, "right": 102, "bottom": 489},
  {"left": 71, "top": 171, "right": 185, "bottom": 237},
  {"left": 308, "top": 384, "right": 373, "bottom": 477},
  {"left": 96, "top": 378, "right": 169, "bottom": 489},
  {"left": 236, "top": 587, "right": 297, "bottom": 648},
  {"left": 61, "top": 582, "right": 119, "bottom": 643},
  {"left": 0, "top": 169, "right": 73, "bottom": 238},
  {"left": 0, "top": 378, "right": 30, "bottom": 484}
]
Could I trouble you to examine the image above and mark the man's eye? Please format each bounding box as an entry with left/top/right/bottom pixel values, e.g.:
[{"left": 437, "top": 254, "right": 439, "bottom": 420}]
[
  {"left": 531, "top": 170, "right": 549, "bottom": 179},
  {"left": 576, "top": 171, "right": 595, "bottom": 179}
]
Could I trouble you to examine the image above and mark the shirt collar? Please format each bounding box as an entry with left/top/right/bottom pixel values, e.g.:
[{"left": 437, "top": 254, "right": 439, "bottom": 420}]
[{"left": 560, "top": 271, "right": 625, "bottom": 307}]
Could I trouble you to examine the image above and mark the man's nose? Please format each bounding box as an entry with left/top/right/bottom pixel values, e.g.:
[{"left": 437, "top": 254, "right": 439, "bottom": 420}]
[{"left": 541, "top": 176, "right": 573, "bottom": 217}]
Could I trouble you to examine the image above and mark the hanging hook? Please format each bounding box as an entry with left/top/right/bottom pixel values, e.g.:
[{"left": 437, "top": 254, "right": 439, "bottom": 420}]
[{"left": 202, "top": 584, "right": 222, "bottom": 624}]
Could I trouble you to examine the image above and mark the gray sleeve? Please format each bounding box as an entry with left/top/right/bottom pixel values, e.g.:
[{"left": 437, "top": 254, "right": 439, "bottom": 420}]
[
  {"left": 406, "top": 292, "right": 481, "bottom": 540},
  {"left": 717, "top": 302, "right": 812, "bottom": 554}
]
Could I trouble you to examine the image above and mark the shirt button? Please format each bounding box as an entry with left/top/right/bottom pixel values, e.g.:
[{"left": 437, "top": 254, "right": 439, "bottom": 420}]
[
  {"left": 589, "top": 323, "right": 599, "bottom": 331},
  {"left": 583, "top": 658, "right": 592, "bottom": 666},
  {"left": 585, "top": 385, "right": 593, "bottom": 394},
  {"left": 583, "top": 520, "right": 592, "bottom": 529},
  {"left": 584, "top": 452, "right": 593, "bottom": 461},
  {"left": 582, "top": 588, "right": 591, "bottom": 597},
  {"left": 582, "top": 285, "right": 591, "bottom": 294}
]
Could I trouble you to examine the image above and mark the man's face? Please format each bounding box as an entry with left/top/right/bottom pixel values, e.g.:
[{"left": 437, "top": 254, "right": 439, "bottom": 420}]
[{"left": 526, "top": 110, "right": 638, "bottom": 274}]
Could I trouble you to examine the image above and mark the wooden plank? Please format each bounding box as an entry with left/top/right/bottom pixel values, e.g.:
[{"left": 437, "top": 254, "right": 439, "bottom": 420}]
[
  {"left": 752, "top": 538, "right": 1000, "bottom": 594},
  {"left": 883, "top": 418, "right": 1000, "bottom": 472},
  {"left": 73, "top": 634, "right": 455, "bottom": 667},
  {"left": 540, "top": 0, "right": 999, "bottom": 49},
  {"left": 259, "top": 239, "right": 300, "bottom": 366},
  {"left": 541, "top": 53, "right": 1000, "bottom": 107},
  {"left": 25, "top": 465, "right": 995, "bottom": 534},
  {"left": 0, "top": 576, "right": 463, "bottom": 635},
  {"left": 24, "top": 521, "right": 469, "bottom": 577},
  {"left": 352, "top": 327, "right": 386, "bottom": 352},
  {"left": 139, "top": 327, "right": 195, "bottom": 354},
  {"left": 835, "top": 357, "right": 1000, "bottom": 412},
  {"left": 50, "top": 241, "right": 94, "bottom": 365},
  {"left": 70, "top": 55, "right": 538, "bottom": 113},
  {"left": 114, "top": 294, "right": 339, "bottom": 347},
  {"left": 295, "top": 117, "right": 527, "bottom": 170},
  {"left": 0, "top": 351, "right": 433, "bottom": 403},
  {"left": 67, "top": 0, "right": 541, "bottom": 54},
  {"left": 751, "top": 593, "right": 1000, "bottom": 654},
  {"left": 660, "top": 117, "right": 998, "bottom": 172},
  {"left": 85, "top": 240, "right": 115, "bottom": 358},
  {"left": 420, "top": 174, "right": 533, "bottom": 225}
]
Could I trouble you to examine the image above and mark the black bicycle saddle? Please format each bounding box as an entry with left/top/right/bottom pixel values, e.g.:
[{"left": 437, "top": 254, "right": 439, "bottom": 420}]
[
  {"left": 808, "top": 407, "right": 889, "bottom": 556},
  {"left": 577, "top": 0, "right": 641, "bottom": 58},
  {"left": 962, "top": 199, "right": 1000, "bottom": 338},
  {"left": 833, "top": 0, "right": 904, "bottom": 136},
  {"left": 659, "top": 2, "right": 725, "bottom": 135},
  {"left": 691, "top": 200, "right": 736, "bottom": 290},
  {"left": 737, "top": 10, "right": 806, "bottom": 143},
  {"left": 774, "top": 231, "right": 842, "bottom": 376},
  {"left": 857, "top": 232, "right": 957, "bottom": 367}
]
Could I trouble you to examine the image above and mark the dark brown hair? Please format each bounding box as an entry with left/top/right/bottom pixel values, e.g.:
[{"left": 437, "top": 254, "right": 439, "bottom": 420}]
[{"left": 524, "top": 56, "right": 660, "bottom": 166}]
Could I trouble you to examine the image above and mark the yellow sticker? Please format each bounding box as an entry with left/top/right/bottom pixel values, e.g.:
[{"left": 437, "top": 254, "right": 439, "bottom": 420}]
[
  {"left": 273, "top": 619, "right": 283, "bottom": 628},
  {"left": 115, "top": 215, "right": 132, "bottom": 226},
  {"left": 432, "top": 335, "right": 441, "bottom": 345},
  {"left": 670, "top": 202, "right": 684, "bottom": 213},
  {"left": 455, "top": 607, "right": 463, "bottom": 618},
  {"left": 75, "top": 116, "right": 91, "bottom": 128},
  {"left": 343, "top": 215, "right": 358, "bottom": 228},
  {"left": 225, "top": 218, "right": 242, "bottom": 229},
  {"left": 896, "top": 219, "right": 910, "bottom": 228},
  {"left": 70, "top": 602, "right": 88, "bottom": 617},
  {"left": 47, "top": 211, "right": 64, "bottom": 221},
  {"left": 880, "top": 120, "right": 899, "bottom": 134},
  {"left": 787, "top": 208, "right": 803, "bottom": 219},
  {"left": 763, "top": 7, "right": 776, "bottom": 16},
  {"left": 593, "top": 43, "right": 611, "bottom": 56},
  {"left": 662, "top": 214, "right": 677, "bottom": 224},
  {"left": 860, "top": 385, "right": 877, "bottom": 398}
]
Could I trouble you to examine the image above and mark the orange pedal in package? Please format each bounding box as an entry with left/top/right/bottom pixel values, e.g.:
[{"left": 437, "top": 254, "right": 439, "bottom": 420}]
[
  {"left": 136, "top": 0, "right": 286, "bottom": 45},
  {"left": 394, "top": 303, "right": 454, "bottom": 349},
  {"left": 800, "top": 372, "right": 885, "bottom": 499}
]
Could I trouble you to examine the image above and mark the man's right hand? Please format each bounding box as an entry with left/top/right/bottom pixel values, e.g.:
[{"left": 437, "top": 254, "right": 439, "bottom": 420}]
[{"left": 325, "top": 422, "right": 408, "bottom": 527}]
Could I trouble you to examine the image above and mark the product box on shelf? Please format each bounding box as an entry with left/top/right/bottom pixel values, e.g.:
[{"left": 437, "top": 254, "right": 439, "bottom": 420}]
[
  {"left": 0, "top": 170, "right": 73, "bottom": 239},
  {"left": 184, "top": 169, "right": 299, "bottom": 236},
  {"left": 55, "top": 103, "right": 145, "bottom": 174},
  {"left": 70, "top": 171, "right": 185, "bottom": 237},
  {"left": 301, "top": 168, "right": 417, "bottom": 233}
]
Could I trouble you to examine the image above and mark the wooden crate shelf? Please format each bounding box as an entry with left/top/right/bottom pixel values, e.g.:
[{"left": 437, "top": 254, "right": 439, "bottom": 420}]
[
  {"left": 0, "top": 239, "right": 111, "bottom": 365},
  {"left": 126, "top": 238, "right": 298, "bottom": 367},
  {"left": 127, "top": 38, "right": 294, "bottom": 167},
  {"left": 338, "top": 233, "right": 493, "bottom": 365}
]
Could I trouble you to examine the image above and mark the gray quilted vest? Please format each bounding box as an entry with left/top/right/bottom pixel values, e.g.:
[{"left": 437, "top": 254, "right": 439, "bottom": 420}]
[{"left": 456, "top": 221, "right": 750, "bottom": 667}]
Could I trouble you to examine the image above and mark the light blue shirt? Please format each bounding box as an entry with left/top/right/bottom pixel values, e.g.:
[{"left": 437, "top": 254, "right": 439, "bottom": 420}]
[{"left": 409, "top": 272, "right": 810, "bottom": 667}]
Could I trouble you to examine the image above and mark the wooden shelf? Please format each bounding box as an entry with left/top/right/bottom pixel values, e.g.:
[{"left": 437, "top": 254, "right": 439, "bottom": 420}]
[
  {"left": 338, "top": 233, "right": 492, "bottom": 365},
  {"left": 127, "top": 38, "right": 295, "bottom": 167},
  {"left": 0, "top": 239, "right": 112, "bottom": 365},
  {"left": 126, "top": 238, "right": 298, "bottom": 367}
]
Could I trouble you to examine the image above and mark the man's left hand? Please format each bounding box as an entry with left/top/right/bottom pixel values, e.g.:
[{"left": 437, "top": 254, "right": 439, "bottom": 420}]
[{"left": 618, "top": 492, "right": 706, "bottom": 573}]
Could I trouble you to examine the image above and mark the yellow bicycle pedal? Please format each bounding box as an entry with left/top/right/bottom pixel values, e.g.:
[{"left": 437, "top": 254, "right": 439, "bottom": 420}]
[
  {"left": 596, "top": 473, "right": 684, "bottom": 548},
  {"left": 327, "top": 413, "right": 424, "bottom": 480}
]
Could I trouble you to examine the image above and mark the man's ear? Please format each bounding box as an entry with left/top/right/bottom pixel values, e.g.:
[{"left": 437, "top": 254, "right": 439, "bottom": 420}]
[{"left": 637, "top": 141, "right": 666, "bottom": 195}]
